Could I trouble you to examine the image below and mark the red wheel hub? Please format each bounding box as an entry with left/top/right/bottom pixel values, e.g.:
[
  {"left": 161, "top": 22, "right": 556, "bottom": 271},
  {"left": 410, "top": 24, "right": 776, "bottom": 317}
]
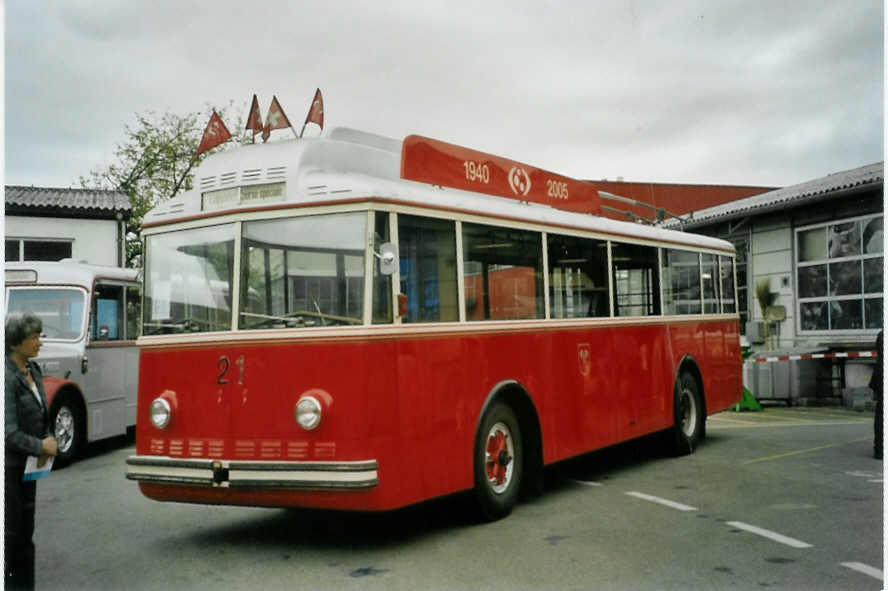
[{"left": 486, "top": 430, "right": 512, "bottom": 485}]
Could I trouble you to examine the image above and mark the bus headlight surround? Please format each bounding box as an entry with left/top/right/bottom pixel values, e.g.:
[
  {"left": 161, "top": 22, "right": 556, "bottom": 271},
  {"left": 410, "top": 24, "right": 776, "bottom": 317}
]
[
  {"left": 295, "top": 396, "right": 322, "bottom": 431},
  {"left": 150, "top": 397, "right": 172, "bottom": 430}
]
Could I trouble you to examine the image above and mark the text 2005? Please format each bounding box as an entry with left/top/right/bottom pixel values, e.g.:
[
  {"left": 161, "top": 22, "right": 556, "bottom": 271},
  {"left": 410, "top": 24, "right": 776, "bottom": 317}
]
[{"left": 546, "top": 179, "right": 569, "bottom": 200}]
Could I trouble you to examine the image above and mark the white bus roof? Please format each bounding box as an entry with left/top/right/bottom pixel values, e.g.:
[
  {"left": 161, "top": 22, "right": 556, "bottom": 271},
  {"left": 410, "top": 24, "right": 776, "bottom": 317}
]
[
  {"left": 5, "top": 261, "right": 139, "bottom": 287},
  {"left": 144, "top": 127, "right": 734, "bottom": 254}
]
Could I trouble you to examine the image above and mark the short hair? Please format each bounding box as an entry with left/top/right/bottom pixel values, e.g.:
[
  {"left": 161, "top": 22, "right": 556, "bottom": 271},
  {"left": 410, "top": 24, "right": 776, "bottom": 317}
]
[{"left": 5, "top": 313, "right": 43, "bottom": 354}]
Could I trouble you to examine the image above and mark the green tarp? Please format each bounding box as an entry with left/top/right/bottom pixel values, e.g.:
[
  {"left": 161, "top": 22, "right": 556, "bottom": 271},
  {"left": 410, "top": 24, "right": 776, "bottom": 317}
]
[{"left": 733, "top": 387, "right": 763, "bottom": 412}]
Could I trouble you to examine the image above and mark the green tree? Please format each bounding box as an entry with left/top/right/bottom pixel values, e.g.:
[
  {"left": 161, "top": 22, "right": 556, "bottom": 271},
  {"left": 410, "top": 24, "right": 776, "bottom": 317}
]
[{"left": 80, "top": 103, "right": 246, "bottom": 267}]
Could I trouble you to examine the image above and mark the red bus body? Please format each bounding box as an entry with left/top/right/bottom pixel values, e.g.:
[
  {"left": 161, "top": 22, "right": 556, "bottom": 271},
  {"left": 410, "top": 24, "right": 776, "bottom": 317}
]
[
  {"left": 128, "top": 127, "right": 741, "bottom": 515},
  {"left": 136, "top": 320, "right": 739, "bottom": 510}
]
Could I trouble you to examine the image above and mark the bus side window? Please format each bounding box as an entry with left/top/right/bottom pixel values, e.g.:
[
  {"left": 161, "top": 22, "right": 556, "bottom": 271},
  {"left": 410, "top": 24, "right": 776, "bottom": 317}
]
[
  {"left": 547, "top": 233, "right": 609, "bottom": 318},
  {"left": 126, "top": 285, "right": 141, "bottom": 340},
  {"left": 93, "top": 284, "right": 124, "bottom": 341},
  {"left": 701, "top": 253, "right": 720, "bottom": 314},
  {"left": 612, "top": 242, "right": 660, "bottom": 317},
  {"left": 397, "top": 214, "right": 458, "bottom": 323},
  {"left": 462, "top": 223, "right": 544, "bottom": 321},
  {"left": 662, "top": 248, "right": 701, "bottom": 315}
]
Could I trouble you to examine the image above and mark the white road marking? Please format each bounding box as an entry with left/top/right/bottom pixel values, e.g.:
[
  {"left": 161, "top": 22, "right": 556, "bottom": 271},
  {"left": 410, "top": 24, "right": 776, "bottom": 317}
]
[
  {"left": 725, "top": 521, "right": 812, "bottom": 548},
  {"left": 569, "top": 479, "right": 602, "bottom": 487},
  {"left": 844, "top": 470, "right": 883, "bottom": 484},
  {"left": 840, "top": 561, "right": 883, "bottom": 580},
  {"left": 708, "top": 420, "right": 870, "bottom": 430},
  {"left": 625, "top": 491, "right": 697, "bottom": 511}
]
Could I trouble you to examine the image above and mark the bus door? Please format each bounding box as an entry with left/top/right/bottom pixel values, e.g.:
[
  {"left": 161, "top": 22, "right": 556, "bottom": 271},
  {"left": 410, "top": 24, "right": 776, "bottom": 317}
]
[
  {"left": 83, "top": 281, "right": 141, "bottom": 440},
  {"left": 546, "top": 233, "right": 617, "bottom": 454},
  {"left": 611, "top": 242, "right": 668, "bottom": 437}
]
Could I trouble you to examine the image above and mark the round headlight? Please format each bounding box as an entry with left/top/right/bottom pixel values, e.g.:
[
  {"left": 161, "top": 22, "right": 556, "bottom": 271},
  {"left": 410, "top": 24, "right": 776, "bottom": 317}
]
[
  {"left": 295, "top": 396, "right": 322, "bottom": 431},
  {"left": 150, "top": 397, "right": 172, "bottom": 430}
]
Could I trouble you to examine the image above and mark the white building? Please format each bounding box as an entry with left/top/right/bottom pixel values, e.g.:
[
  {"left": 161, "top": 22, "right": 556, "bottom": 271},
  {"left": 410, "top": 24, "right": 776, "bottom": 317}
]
[
  {"left": 5, "top": 186, "right": 131, "bottom": 267},
  {"left": 664, "top": 162, "right": 884, "bottom": 405}
]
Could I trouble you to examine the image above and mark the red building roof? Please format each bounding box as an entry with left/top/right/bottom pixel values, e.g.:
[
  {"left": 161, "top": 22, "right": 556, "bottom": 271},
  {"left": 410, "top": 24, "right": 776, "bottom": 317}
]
[{"left": 592, "top": 180, "right": 776, "bottom": 223}]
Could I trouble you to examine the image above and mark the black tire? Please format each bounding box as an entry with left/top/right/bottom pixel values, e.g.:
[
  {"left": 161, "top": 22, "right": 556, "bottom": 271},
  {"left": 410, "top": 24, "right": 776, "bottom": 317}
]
[
  {"left": 473, "top": 402, "right": 523, "bottom": 521},
  {"left": 50, "top": 394, "right": 85, "bottom": 466},
  {"left": 670, "top": 372, "right": 703, "bottom": 456}
]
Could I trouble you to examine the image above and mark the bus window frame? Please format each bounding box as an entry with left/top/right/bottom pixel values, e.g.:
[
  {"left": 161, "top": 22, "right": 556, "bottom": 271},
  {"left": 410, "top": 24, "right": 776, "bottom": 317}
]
[{"left": 142, "top": 202, "right": 739, "bottom": 333}]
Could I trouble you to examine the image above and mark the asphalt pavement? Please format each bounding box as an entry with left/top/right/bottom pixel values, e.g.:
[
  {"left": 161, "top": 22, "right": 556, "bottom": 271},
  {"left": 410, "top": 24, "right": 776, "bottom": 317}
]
[{"left": 33, "top": 405, "right": 884, "bottom": 590}]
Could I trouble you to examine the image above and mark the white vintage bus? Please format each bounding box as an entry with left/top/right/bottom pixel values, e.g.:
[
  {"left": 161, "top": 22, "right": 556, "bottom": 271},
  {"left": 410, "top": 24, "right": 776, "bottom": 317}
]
[{"left": 5, "top": 260, "right": 141, "bottom": 462}]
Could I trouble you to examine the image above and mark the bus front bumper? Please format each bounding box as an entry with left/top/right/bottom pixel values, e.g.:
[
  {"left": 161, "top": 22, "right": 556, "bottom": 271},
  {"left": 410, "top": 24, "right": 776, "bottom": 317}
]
[{"left": 125, "top": 456, "right": 379, "bottom": 490}]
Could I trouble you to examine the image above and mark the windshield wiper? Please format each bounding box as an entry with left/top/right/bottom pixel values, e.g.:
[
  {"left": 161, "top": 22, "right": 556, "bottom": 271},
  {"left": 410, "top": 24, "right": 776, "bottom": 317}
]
[
  {"left": 143, "top": 317, "right": 223, "bottom": 334},
  {"left": 240, "top": 310, "right": 361, "bottom": 328}
]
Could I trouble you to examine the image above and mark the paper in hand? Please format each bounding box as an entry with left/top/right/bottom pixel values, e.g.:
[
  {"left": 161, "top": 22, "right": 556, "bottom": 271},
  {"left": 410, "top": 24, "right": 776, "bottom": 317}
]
[{"left": 23, "top": 455, "right": 54, "bottom": 481}]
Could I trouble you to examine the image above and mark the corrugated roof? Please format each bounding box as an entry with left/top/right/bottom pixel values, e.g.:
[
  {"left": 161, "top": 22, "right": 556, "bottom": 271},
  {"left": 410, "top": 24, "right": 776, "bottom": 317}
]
[
  {"left": 661, "top": 162, "right": 883, "bottom": 229},
  {"left": 5, "top": 185, "right": 131, "bottom": 214}
]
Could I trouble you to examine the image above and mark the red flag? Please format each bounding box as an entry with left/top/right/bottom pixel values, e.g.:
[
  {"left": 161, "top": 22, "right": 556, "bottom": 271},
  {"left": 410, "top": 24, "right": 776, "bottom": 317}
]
[
  {"left": 196, "top": 111, "right": 232, "bottom": 156},
  {"left": 304, "top": 88, "right": 324, "bottom": 129},
  {"left": 245, "top": 94, "right": 263, "bottom": 140},
  {"left": 262, "top": 96, "right": 292, "bottom": 141}
]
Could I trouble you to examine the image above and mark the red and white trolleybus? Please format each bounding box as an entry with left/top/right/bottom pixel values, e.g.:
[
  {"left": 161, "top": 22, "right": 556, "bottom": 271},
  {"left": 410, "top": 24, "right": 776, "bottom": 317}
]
[{"left": 126, "top": 127, "right": 741, "bottom": 520}]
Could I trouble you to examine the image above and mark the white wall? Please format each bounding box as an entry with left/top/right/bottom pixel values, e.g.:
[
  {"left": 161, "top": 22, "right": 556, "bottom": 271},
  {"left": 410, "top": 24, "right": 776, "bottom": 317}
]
[{"left": 6, "top": 215, "right": 120, "bottom": 266}]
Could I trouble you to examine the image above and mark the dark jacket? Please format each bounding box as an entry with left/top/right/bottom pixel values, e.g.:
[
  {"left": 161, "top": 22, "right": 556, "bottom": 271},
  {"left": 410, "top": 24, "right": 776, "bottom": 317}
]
[{"left": 5, "top": 356, "right": 50, "bottom": 467}]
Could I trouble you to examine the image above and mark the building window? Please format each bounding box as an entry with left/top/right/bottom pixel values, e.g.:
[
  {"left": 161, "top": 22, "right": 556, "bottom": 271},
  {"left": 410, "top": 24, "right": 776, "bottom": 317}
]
[
  {"left": 719, "top": 255, "right": 736, "bottom": 314},
  {"left": 5, "top": 240, "right": 21, "bottom": 262},
  {"left": 5, "top": 239, "right": 73, "bottom": 262},
  {"left": 727, "top": 236, "right": 749, "bottom": 334},
  {"left": 796, "top": 214, "right": 883, "bottom": 332}
]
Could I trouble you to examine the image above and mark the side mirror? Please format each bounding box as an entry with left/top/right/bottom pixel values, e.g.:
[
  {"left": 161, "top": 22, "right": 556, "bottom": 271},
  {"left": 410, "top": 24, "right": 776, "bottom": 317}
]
[{"left": 377, "top": 242, "right": 398, "bottom": 276}]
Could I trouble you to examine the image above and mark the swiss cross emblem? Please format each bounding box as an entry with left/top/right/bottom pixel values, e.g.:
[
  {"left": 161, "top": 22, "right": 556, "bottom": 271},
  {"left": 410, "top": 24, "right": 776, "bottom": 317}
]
[
  {"left": 577, "top": 343, "right": 592, "bottom": 377},
  {"left": 508, "top": 167, "right": 531, "bottom": 196}
]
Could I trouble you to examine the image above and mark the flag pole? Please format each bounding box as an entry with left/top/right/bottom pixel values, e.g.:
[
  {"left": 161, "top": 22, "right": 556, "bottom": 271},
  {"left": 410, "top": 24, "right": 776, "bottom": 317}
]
[{"left": 170, "top": 152, "right": 199, "bottom": 198}]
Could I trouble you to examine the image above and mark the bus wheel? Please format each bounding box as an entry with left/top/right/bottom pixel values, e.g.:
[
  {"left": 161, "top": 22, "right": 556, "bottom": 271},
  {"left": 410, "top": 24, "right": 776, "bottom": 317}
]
[
  {"left": 51, "top": 395, "right": 85, "bottom": 466},
  {"left": 671, "top": 372, "right": 703, "bottom": 456},
  {"left": 473, "top": 402, "right": 523, "bottom": 521}
]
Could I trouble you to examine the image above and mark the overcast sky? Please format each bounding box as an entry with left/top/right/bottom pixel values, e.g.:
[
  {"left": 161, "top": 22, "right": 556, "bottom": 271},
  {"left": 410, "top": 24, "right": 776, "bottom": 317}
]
[{"left": 4, "top": 1, "right": 884, "bottom": 190}]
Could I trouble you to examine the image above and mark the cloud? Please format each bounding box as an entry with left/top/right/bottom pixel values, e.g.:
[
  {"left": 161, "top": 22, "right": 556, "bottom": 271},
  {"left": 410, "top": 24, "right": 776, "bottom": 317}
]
[{"left": 4, "top": 0, "right": 883, "bottom": 188}]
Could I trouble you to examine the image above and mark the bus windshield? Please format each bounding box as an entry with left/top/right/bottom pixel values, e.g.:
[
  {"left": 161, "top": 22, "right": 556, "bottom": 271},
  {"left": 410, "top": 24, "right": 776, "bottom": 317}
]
[
  {"left": 142, "top": 213, "right": 368, "bottom": 334},
  {"left": 7, "top": 288, "right": 86, "bottom": 340},
  {"left": 240, "top": 211, "right": 366, "bottom": 329},
  {"left": 143, "top": 224, "right": 235, "bottom": 335}
]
